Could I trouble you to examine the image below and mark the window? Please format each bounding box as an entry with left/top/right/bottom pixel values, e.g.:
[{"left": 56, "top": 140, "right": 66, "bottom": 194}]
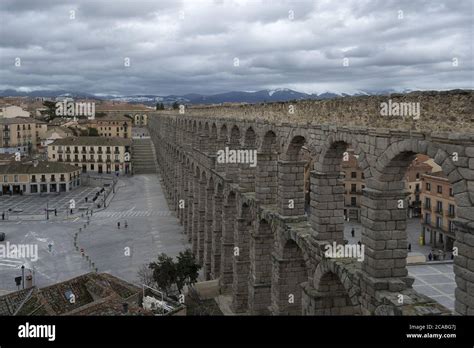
[
  {"left": 436, "top": 201, "right": 443, "bottom": 213},
  {"left": 351, "top": 172, "right": 357, "bottom": 179},
  {"left": 351, "top": 184, "right": 357, "bottom": 193},
  {"left": 426, "top": 183, "right": 431, "bottom": 191},
  {"left": 437, "top": 185, "right": 442, "bottom": 194},
  {"left": 14, "top": 175, "right": 18, "bottom": 182},
  {"left": 3, "top": 175, "right": 7, "bottom": 183},
  {"left": 361, "top": 172, "right": 365, "bottom": 179},
  {"left": 424, "top": 213, "right": 431, "bottom": 224},
  {"left": 415, "top": 184, "right": 420, "bottom": 192},
  {"left": 425, "top": 197, "right": 431, "bottom": 209},
  {"left": 416, "top": 173, "right": 420, "bottom": 179},
  {"left": 449, "top": 204, "right": 455, "bottom": 216},
  {"left": 449, "top": 188, "right": 454, "bottom": 197},
  {"left": 436, "top": 216, "right": 443, "bottom": 228},
  {"left": 350, "top": 197, "right": 357, "bottom": 206},
  {"left": 449, "top": 220, "right": 455, "bottom": 233}
]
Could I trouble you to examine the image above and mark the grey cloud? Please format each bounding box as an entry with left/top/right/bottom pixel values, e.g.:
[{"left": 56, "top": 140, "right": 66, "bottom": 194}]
[{"left": 0, "top": 0, "right": 472, "bottom": 95}]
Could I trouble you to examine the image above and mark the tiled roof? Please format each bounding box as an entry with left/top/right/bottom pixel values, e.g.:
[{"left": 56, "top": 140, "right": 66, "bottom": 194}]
[
  {"left": 50, "top": 136, "right": 132, "bottom": 146},
  {"left": 0, "top": 273, "right": 183, "bottom": 316},
  {"left": 0, "top": 161, "right": 79, "bottom": 174},
  {"left": 0, "top": 117, "right": 46, "bottom": 125}
]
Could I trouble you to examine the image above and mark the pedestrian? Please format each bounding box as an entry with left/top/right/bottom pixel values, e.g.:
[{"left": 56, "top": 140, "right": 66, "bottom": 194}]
[
  {"left": 428, "top": 252, "right": 433, "bottom": 261},
  {"left": 351, "top": 228, "right": 355, "bottom": 238},
  {"left": 408, "top": 243, "right": 411, "bottom": 252},
  {"left": 70, "top": 208, "right": 73, "bottom": 215},
  {"left": 117, "top": 221, "right": 120, "bottom": 229},
  {"left": 2, "top": 212, "right": 4, "bottom": 220},
  {"left": 125, "top": 220, "right": 128, "bottom": 228},
  {"left": 91, "top": 209, "right": 93, "bottom": 216},
  {"left": 54, "top": 209, "right": 57, "bottom": 216},
  {"left": 85, "top": 197, "right": 88, "bottom": 203},
  {"left": 357, "top": 240, "right": 361, "bottom": 246},
  {"left": 451, "top": 253, "right": 454, "bottom": 260}
]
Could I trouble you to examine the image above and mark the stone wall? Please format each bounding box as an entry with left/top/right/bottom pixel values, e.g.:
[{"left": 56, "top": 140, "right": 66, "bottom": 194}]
[{"left": 148, "top": 90, "right": 473, "bottom": 315}]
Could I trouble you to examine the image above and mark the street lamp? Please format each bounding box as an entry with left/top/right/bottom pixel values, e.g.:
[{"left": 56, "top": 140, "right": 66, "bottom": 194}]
[{"left": 21, "top": 265, "right": 25, "bottom": 290}]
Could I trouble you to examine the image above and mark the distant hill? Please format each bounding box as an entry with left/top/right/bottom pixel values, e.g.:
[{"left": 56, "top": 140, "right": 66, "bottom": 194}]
[{"left": 0, "top": 88, "right": 404, "bottom": 106}]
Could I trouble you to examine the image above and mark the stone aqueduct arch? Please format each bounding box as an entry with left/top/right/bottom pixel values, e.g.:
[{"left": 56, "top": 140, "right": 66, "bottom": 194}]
[{"left": 150, "top": 114, "right": 474, "bottom": 316}]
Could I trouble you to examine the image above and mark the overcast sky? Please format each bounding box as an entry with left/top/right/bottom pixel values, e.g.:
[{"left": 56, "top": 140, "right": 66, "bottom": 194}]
[{"left": 0, "top": 0, "right": 472, "bottom": 96}]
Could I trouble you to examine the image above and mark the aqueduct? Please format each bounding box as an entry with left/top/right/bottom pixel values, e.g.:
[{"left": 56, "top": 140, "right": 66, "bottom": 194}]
[{"left": 148, "top": 90, "right": 474, "bottom": 315}]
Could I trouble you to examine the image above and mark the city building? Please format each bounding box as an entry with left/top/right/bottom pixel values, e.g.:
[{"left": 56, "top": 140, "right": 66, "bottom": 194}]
[
  {"left": 48, "top": 137, "right": 132, "bottom": 175},
  {"left": 0, "top": 160, "right": 81, "bottom": 195},
  {"left": 0, "top": 117, "right": 47, "bottom": 154},
  {"left": 341, "top": 150, "right": 364, "bottom": 222},
  {"left": 40, "top": 126, "right": 74, "bottom": 148},
  {"left": 0, "top": 105, "right": 30, "bottom": 118},
  {"left": 80, "top": 114, "right": 132, "bottom": 139},
  {"left": 133, "top": 113, "right": 148, "bottom": 126},
  {"left": 405, "top": 154, "right": 434, "bottom": 218},
  {"left": 420, "top": 170, "right": 456, "bottom": 252},
  {"left": 0, "top": 273, "right": 185, "bottom": 316}
]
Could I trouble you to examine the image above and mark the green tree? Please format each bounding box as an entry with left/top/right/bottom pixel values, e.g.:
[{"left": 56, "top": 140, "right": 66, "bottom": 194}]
[
  {"left": 149, "top": 253, "right": 177, "bottom": 294},
  {"left": 172, "top": 101, "right": 179, "bottom": 110},
  {"left": 88, "top": 127, "right": 99, "bottom": 136},
  {"left": 41, "top": 100, "right": 58, "bottom": 121},
  {"left": 176, "top": 249, "right": 201, "bottom": 293}
]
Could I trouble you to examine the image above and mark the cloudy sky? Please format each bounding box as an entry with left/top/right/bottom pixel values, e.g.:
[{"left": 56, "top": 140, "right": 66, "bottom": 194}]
[{"left": 0, "top": 0, "right": 472, "bottom": 96}]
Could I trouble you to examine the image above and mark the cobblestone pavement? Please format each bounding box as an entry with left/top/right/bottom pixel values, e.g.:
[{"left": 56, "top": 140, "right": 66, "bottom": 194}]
[
  {"left": 408, "top": 263, "right": 455, "bottom": 312},
  {"left": 0, "top": 186, "right": 101, "bottom": 216},
  {"left": 343, "top": 219, "right": 455, "bottom": 312},
  {"left": 0, "top": 174, "right": 189, "bottom": 293}
]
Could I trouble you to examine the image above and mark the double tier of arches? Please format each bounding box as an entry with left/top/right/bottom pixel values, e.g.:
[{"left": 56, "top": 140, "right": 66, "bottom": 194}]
[{"left": 150, "top": 115, "right": 474, "bottom": 316}]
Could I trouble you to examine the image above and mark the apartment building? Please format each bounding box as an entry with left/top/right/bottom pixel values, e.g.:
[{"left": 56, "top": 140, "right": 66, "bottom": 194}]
[
  {"left": 80, "top": 114, "right": 132, "bottom": 139},
  {"left": 0, "top": 161, "right": 81, "bottom": 195},
  {"left": 48, "top": 137, "right": 132, "bottom": 175},
  {"left": 405, "top": 154, "right": 434, "bottom": 218},
  {"left": 341, "top": 150, "right": 364, "bottom": 222},
  {"left": 420, "top": 170, "right": 456, "bottom": 251},
  {"left": 0, "top": 117, "right": 47, "bottom": 154}
]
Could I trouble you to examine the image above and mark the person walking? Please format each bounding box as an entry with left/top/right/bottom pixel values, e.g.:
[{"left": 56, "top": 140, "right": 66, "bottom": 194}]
[
  {"left": 428, "top": 252, "right": 433, "bottom": 261},
  {"left": 351, "top": 228, "right": 355, "bottom": 238},
  {"left": 54, "top": 209, "right": 57, "bottom": 216},
  {"left": 408, "top": 243, "right": 412, "bottom": 252},
  {"left": 117, "top": 221, "right": 120, "bottom": 229}
]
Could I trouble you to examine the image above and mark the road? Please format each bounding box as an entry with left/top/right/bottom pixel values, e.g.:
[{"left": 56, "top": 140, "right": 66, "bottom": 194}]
[{"left": 0, "top": 174, "right": 189, "bottom": 292}]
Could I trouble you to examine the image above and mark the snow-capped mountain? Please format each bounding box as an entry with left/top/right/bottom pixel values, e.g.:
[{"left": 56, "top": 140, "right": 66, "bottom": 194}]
[{"left": 0, "top": 88, "right": 407, "bottom": 105}]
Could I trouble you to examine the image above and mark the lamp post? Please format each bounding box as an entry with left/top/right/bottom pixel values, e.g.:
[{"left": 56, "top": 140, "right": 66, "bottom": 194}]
[{"left": 21, "top": 265, "right": 25, "bottom": 290}]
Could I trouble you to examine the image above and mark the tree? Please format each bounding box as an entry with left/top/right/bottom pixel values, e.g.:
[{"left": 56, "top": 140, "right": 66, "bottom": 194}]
[
  {"left": 172, "top": 101, "right": 179, "bottom": 110},
  {"left": 88, "top": 127, "right": 99, "bottom": 136},
  {"left": 176, "top": 249, "right": 200, "bottom": 293},
  {"left": 149, "top": 253, "right": 177, "bottom": 294},
  {"left": 155, "top": 102, "right": 165, "bottom": 110},
  {"left": 41, "top": 101, "right": 57, "bottom": 121},
  {"left": 137, "top": 264, "right": 155, "bottom": 287},
  {"left": 145, "top": 249, "right": 201, "bottom": 295}
]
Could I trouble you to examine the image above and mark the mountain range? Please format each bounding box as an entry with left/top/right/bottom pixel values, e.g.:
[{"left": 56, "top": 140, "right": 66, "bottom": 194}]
[{"left": 0, "top": 88, "right": 403, "bottom": 106}]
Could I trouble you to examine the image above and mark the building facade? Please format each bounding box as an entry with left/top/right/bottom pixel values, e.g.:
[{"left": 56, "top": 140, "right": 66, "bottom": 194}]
[
  {"left": 405, "top": 155, "right": 434, "bottom": 218},
  {"left": 47, "top": 137, "right": 132, "bottom": 175},
  {"left": 341, "top": 150, "right": 364, "bottom": 222},
  {"left": 0, "top": 161, "right": 81, "bottom": 195},
  {"left": 0, "top": 117, "right": 47, "bottom": 154},
  {"left": 420, "top": 171, "right": 456, "bottom": 252},
  {"left": 81, "top": 115, "right": 132, "bottom": 139},
  {"left": 0, "top": 105, "right": 30, "bottom": 118}
]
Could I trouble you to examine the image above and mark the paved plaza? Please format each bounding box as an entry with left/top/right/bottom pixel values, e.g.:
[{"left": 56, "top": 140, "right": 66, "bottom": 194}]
[
  {"left": 0, "top": 174, "right": 189, "bottom": 292},
  {"left": 0, "top": 186, "right": 103, "bottom": 216}
]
